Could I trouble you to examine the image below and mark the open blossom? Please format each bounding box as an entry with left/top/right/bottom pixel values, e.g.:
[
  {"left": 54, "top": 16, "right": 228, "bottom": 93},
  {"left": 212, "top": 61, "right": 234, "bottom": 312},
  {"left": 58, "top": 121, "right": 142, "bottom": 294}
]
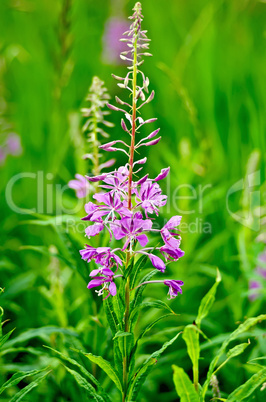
[
  {"left": 136, "top": 180, "right": 167, "bottom": 216},
  {"left": 161, "top": 216, "right": 182, "bottom": 249},
  {"left": 164, "top": 280, "right": 184, "bottom": 299},
  {"left": 88, "top": 269, "right": 117, "bottom": 298},
  {"left": 80, "top": 245, "right": 122, "bottom": 270},
  {"left": 68, "top": 174, "right": 91, "bottom": 198},
  {"left": 111, "top": 215, "right": 153, "bottom": 250}
]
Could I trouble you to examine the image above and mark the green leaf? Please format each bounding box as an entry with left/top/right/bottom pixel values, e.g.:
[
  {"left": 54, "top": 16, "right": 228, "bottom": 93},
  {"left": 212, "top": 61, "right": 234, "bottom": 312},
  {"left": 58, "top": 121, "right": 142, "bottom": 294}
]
[
  {"left": 64, "top": 366, "right": 105, "bottom": 401},
  {"left": 172, "top": 365, "right": 199, "bottom": 402},
  {"left": 83, "top": 352, "right": 123, "bottom": 393},
  {"left": 4, "top": 326, "right": 78, "bottom": 348},
  {"left": 130, "top": 255, "right": 149, "bottom": 288},
  {"left": 127, "top": 358, "right": 156, "bottom": 401},
  {"left": 227, "top": 341, "right": 250, "bottom": 359},
  {"left": 182, "top": 325, "right": 200, "bottom": 389},
  {"left": 130, "top": 269, "right": 158, "bottom": 329},
  {"left": 129, "top": 314, "right": 172, "bottom": 375},
  {"left": 130, "top": 299, "right": 176, "bottom": 324},
  {"left": 201, "top": 314, "right": 266, "bottom": 400},
  {"left": 103, "top": 296, "right": 119, "bottom": 337},
  {"left": 45, "top": 346, "right": 110, "bottom": 401},
  {"left": 9, "top": 370, "right": 50, "bottom": 402},
  {"left": 0, "top": 328, "right": 15, "bottom": 349},
  {"left": 213, "top": 342, "right": 250, "bottom": 376},
  {"left": 127, "top": 331, "right": 181, "bottom": 400},
  {"left": 113, "top": 330, "right": 133, "bottom": 340},
  {"left": 0, "top": 367, "right": 48, "bottom": 395},
  {"left": 227, "top": 367, "right": 266, "bottom": 401},
  {"left": 196, "top": 269, "right": 221, "bottom": 327}
]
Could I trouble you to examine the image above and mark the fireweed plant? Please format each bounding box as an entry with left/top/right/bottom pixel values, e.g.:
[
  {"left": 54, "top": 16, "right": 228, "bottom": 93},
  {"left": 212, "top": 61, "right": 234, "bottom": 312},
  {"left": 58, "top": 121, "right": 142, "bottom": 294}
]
[
  {"left": 77, "top": 3, "right": 185, "bottom": 401},
  {"left": 68, "top": 76, "right": 115, "bottom": 198}
]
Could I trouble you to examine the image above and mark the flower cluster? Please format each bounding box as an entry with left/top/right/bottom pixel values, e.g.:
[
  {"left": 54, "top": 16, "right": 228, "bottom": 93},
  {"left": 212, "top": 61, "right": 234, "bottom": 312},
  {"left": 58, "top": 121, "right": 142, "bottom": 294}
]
[
  {"left": 68, "top": 76, "right": 115, "bottom": 198},
  {"left": 80, "top": 2, "right": 184, "bottom": 299}
]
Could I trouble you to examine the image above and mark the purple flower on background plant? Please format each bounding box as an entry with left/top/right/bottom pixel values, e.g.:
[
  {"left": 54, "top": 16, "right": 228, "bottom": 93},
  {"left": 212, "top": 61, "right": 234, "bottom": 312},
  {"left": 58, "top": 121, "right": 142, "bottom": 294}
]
[
  {"left": 248, "top": 280, "right": 262, "bottom": 301},
  {"left": 0, "top": 147, "right": 6, "bottom": 165},
  {"left": 249, "top": 250, "right": 266, "bottom": 301},
  {"left": 68, "top": 174, "right": 91, "bottom": 199},
  {"left": 0, "top": 133, "right": 22, "bottom": 166},
  {"left": 256, "top": 251, "right": 266, "bottom": 279},
  {"left": 6, "top": 133, "right": 22, "bottom": 156},
  {"left": 164, "top": 280, "right": 184, "bottom": 299},
  {"left": 102, "top": 17, "right": 129, "bottom": 64}
]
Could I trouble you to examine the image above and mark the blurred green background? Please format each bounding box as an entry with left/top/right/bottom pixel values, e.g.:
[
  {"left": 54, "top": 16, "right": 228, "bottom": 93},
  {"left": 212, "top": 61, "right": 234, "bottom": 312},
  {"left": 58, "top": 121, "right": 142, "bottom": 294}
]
[{"left": 1, "top": 0, "right": 266, "bottom": 400}]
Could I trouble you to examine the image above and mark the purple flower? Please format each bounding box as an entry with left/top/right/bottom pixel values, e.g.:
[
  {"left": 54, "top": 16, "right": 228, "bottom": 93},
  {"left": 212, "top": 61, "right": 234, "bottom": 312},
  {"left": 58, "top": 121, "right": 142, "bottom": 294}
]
[
  {"left": 248, "top": 280, "right": 262, "bottom": 301},
  {"left": 148, "top": 254, "right": 166, "bottom": 272},
  {"left": 6, "top": 133, "right": 22, "bottom": 156},
  {"left": 136, "top": 181, "right": 167, "bottom": 216},
  {"left": 85, "top": 221, "right": 105, "bottom": 238},
  {"left": 111, "top": 215, "right": 152, "bottom": 250},
  {"left": 256, "top": 251, "right": 266, "bottom": 279},
  {"left": 92, "top": 192, "right": 132, "bottom": 220},
  {"left": 138, "top": 278, "right": 184, "bottom": 299},
  {"left": 164, "top": 280, "right": 184, "bottom": 299},
  {"left": 160, "top": 245, "right": 185, "bottom": 261},
  {"left": 80, "top": 245, "right": 122, "bottom": 270},
  {"left": 68, "top": 174, "right": 91, "bottom": 198},
  {"left": 100, "top": 166, "right": 129, "bottom": 196},
  {"left": 102, "top": 17, "right": 129, "bottom": 65},
  {"left": 161, "top": 216, "right": 182, "bottom": 249},
  {"left": 88, "top": 269, "right": 117, "bottom": 298}
]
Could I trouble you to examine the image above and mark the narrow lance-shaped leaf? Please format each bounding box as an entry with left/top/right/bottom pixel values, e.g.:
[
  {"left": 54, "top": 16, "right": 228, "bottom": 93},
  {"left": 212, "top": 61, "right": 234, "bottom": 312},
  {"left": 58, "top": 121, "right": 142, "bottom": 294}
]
[
  {"left": 0, "top": 328, "right": 15, "bottom": 349},
  {"left": 9, "top": 370, "right": 51, "bottom": 402},
  {"left": 212, "top": 342, "right": 250, "bottom": 376},
  {"left": 0, "top": 367, "right": 49, "bottom": 395},
  {"left": 82, "top": 352, "right": 123, "bottom": 393},
  {"left": 127, "top": 331, "right": 182, "bottom": 401},
  {"left": 129, "top": 313, "right": 174, "bottom": 374},
  {"left": 45, "top": 346, "right": 111, "bottom": 401},
  {"left": 196, "top": 269, "right": 221, "bottom": 327},
  {"left": 227, "top": 367, "right": 266, "bottom": 401},
  {"left": 182, "top": 325, "right": 200, "bottom": 390},
  {"left": 172, "top": 365, "right": 200, "bottom": 402},
  {"left": 64, "top": 366, "right": 105, "bottom": 402},
  {"left": 201, "top": 314, "right": 266, "bottom": 400}
]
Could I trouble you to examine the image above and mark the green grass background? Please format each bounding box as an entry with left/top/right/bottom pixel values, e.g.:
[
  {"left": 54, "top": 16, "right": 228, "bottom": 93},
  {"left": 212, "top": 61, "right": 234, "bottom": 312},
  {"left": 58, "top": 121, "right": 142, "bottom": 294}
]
[{"left": 1, "top": 0, "right": 266, "bottom": 400}]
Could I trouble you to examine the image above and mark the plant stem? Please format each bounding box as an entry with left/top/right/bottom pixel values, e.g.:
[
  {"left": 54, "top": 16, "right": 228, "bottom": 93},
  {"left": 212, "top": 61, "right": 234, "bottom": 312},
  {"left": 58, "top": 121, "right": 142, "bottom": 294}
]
[
  {"left": 122, "top": 33, "right": 138, "bottom": 402},
  {"left": 127, "top": 36, "right": 138, "bottom": 210}
]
